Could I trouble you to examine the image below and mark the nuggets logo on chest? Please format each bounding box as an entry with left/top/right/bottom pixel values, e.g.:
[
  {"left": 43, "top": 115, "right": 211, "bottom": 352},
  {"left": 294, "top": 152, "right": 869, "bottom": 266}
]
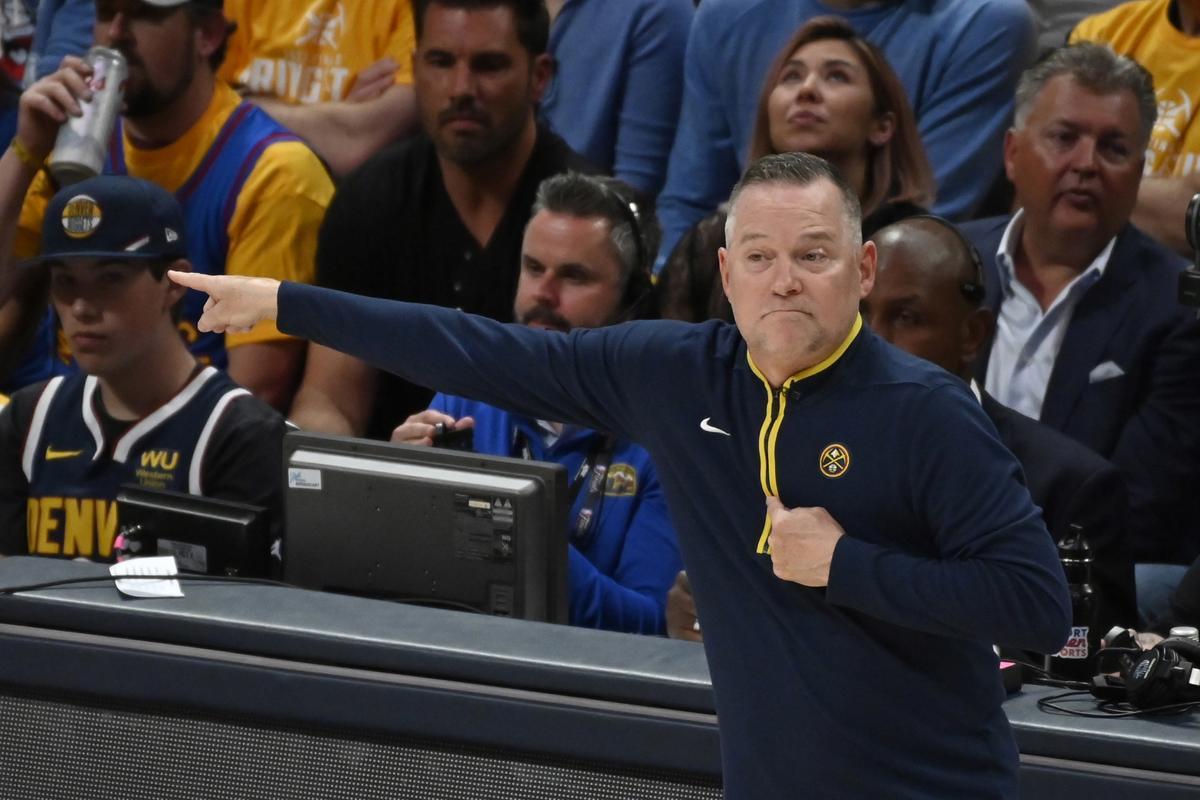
[{"left": 819, "top": 443, "right": 850, "bottom": 478}]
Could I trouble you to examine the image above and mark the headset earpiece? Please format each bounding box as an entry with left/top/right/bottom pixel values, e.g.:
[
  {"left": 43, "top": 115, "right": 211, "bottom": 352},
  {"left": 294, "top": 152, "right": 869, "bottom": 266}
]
[{"left": 1122, "top": 638, "right": 1200, "bottom": 709}]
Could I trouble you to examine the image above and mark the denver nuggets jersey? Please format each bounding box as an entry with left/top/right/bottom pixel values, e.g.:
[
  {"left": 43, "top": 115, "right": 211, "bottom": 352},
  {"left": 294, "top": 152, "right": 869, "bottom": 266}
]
[
  {"left": 103, "top": 106, "right": 301, "bottom": 369},
  {"left": 22, "top": 367, "right": 250, "bottom": 561}
]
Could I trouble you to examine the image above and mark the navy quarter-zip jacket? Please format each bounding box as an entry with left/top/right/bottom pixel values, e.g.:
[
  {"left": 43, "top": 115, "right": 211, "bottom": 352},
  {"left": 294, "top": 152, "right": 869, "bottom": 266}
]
[{"left": 279, "top": 282, "right": 1072, "bottom": 800}]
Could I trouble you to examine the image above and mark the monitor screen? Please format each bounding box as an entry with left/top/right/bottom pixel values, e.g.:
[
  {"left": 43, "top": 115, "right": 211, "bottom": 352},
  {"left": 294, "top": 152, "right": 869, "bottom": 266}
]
[
  {"left": 115, "top": 486, "right": 270, "bottom": 577},
  {"left": 282, "top": 432, "right": 569, "bottom": 623}
]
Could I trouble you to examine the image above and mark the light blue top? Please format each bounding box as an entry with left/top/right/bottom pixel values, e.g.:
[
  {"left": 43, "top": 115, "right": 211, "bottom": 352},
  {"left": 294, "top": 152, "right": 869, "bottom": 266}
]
[
  {"left": 654, "top": 0, "right": 1036, "bottom": 270},
  {"left": 985, "top": 210, "right": 1113, "bottom": 419},
  {"left": 541, "top": 0, "right": 693, "bottom": 195}
]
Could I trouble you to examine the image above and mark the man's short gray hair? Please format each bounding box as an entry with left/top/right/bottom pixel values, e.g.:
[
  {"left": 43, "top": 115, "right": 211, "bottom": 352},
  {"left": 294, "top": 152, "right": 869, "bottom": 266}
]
[
  {"left": 725, "top": 152, "right": 863, "bottom": 249},
  {"left": 1014, "top": 43, "right": 1157, "bottom": 146},
  {"left": 530, "top": 173, "right": 658, "bottom": 281}
]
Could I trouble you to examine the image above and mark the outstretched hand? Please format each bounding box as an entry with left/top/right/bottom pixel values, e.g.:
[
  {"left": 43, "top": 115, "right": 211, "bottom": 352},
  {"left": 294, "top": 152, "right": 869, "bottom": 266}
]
[{"left": 167, "top": 271, "right": 280, "bottom": 334}]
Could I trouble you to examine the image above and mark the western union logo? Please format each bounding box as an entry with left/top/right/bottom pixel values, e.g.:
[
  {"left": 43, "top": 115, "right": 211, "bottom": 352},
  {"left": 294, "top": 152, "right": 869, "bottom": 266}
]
[
  {"left": 26, "top": 497, "right": 119, "bottom": 558},
  {"left": 140, "top": 449, "right": 180, "bottom": 470}
]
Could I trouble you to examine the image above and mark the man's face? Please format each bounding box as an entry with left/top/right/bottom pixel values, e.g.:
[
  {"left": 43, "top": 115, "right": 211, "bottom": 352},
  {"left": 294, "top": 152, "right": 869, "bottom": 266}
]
[
  {"left": 1005, "top": 75, "right": 1144, "bottom": 248},
  {"left": 94, "top": 0, "right": 205, "bottom": 118},
  {"left": 862, "top": 245, "right": 974, "bottom": 378},
  {"left": 414, "top": 3, "right": 550, "bottom": 165},
  {"left": 513, "top": 210, "right": 624, "bottom": 332},
  {"left": 719, "top": 181, "right": 874, "bottom": 375},
  {"left": 49, "top": 259, "right": 182, "bottom": 377}
]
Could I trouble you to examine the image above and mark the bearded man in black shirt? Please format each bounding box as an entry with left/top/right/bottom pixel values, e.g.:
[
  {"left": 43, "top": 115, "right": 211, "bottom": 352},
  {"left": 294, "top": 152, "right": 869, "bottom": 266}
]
[{"left": 291, "top": 0, "right": 594, "bottom": 439}]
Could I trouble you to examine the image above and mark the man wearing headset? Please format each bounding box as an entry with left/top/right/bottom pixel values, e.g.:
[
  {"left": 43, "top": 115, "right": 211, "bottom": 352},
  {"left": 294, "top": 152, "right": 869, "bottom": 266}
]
[{"left": 391, "top": 173, "right": 681, "bottom": 636}]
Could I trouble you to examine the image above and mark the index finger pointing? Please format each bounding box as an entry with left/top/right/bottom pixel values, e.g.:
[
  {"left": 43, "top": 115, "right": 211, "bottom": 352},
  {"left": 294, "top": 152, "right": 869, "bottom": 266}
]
[{"left": 168, "top": 270, "right": 212, "bottom": 292}]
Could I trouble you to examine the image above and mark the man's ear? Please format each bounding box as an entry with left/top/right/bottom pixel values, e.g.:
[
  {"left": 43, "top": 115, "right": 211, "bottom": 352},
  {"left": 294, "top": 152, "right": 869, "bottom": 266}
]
[
  {"left": 193, "top": 10, "right": 229, "bottom": 64},
  {"left": 530, "top": 53, "right": 554, "bottom": 103},
  {"left": 718, "top": 246, "right": 733, "bottom": 304},
  {"left": 858, "top": 240, "right": 877, "bottom": 298},
  {"left": 1002, "top": 128, "right": 1018, "bottom": 183},
  {"left": 960, "top": 307, "right": 994, "bottom": 371}
]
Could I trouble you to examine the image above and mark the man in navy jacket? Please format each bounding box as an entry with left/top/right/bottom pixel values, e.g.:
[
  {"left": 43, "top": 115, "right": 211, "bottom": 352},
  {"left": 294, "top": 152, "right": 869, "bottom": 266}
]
[
  {"left": 172, "top": 153, "right": 1070, "bottom": 800},
  {"left": 962, "top": 44, "right": 1200, "bottom": 565}
]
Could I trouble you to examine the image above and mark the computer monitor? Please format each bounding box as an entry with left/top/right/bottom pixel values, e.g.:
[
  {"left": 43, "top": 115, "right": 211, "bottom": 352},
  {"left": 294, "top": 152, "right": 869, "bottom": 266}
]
[
  {"left": 282, "top": 431, "right": 569, "bottom": 624},
  {"left": 115, "top": 486, "right": 270, "bottom": 577}
]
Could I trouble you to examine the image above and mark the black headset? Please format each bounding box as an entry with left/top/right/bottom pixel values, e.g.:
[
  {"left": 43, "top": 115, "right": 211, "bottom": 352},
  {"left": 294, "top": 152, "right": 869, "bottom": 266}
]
[
  {"left": 589, "top": 177, "right": 655, "bottom": 320},
  {"left": 903, "top": 214, "right": 986, "bottom": 306},
  {"left": 1091, "top": 637, "right": 1200, "bottom": 710}
]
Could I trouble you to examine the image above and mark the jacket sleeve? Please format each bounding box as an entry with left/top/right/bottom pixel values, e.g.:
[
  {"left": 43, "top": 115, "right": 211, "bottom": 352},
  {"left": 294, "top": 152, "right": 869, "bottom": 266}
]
[
  {"left": 277, "top": 282, "right": 687, "bottom": 446},
  {"left": 921, "top": 1, "right": 1036, "bottom": 219},
  {"left": 1108, "top": 309, "right": 1200, "bottom": 562},
  {"left": 826, "top": 384, "right": 1072, "bottom": 654},
  {"left": 567, "top": 460, "right": 682, "bottom": 634},
  {"left": 607, "top": 0, "right": 693, "bottom": 196},
  {"left": 652, "top": 1, "right": 743, "bottom": 272}
]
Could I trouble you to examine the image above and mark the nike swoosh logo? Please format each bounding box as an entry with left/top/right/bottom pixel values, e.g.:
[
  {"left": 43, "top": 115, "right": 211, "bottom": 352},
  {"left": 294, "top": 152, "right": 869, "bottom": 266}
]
[
  {"left": 700, "top": 417, "right": 731, "bottom": 436},
  {"left": 45, "top": 447, "right": 85, "bottom": 461}
]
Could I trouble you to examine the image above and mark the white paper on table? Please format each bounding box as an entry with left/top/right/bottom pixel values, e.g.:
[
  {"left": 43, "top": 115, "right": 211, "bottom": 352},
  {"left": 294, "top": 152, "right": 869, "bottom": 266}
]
[{"left": 109, "top": 556, "right": 185, "bottom": 598}]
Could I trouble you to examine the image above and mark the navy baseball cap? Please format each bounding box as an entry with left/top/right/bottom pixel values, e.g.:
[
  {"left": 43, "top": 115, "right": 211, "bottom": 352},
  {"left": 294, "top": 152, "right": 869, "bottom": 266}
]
[{"left": 30, "top": 175, "right": 188, "bottom": 266}]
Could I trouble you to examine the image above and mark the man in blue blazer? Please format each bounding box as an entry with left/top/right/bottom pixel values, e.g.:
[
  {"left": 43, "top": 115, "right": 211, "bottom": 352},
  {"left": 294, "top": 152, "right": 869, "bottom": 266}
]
[{"left": 962, "top": 44, "right": 1200, "bottom": 565}]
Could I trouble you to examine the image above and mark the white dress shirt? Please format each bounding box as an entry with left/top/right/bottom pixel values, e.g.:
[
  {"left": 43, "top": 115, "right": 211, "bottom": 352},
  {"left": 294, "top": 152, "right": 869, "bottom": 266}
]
[{"left": 985, "top": 210, "right": 1114, "bottom": 420}]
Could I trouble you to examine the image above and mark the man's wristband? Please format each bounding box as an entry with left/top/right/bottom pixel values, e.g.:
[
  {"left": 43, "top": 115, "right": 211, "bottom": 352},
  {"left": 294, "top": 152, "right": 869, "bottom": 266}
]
[{"left": 10, "top": 137, "right": 43, "bottom": 170}]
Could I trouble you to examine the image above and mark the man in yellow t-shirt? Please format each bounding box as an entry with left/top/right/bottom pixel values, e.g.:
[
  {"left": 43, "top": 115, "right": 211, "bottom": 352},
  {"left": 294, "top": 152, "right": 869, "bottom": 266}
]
[
  {"left": 220, "top": 0, "right": 417, "bottom": 176},
  {"left": 1072, "top": 0, "right": 1200, "bottom": 254},
  {"left": 0, "top": 0, "right": 332, "bottom": 413}
]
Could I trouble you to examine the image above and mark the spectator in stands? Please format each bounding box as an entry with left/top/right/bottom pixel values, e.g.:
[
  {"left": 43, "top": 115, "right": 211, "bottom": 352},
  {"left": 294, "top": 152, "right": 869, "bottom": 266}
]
[
  {"left": 0, "top": 0, "right": 333, "bottom": 412},
  {"left": 961, "top": 44, "right": 1200, "bottom": 569},
  {"left": 221, "top": 0, "right": 419, "bottom": 176},
  {"left": 0, "top": 176, "right": 285, "bottom": 562},
  {"left": 540, "top": 0, "right": 692, "bottom": 196},
  {"left": 392, "top": 173, "right": 681, "bottom": 634},
  {"left": 290, "top": 0, "right": 593, "bottom": 441},
  {"left": 655, "top": 17, "right": 933, "bottom": 322},
  {"left": 654, "top": 0, "right": 1036, "bottom": 270},
  {"left": 1071, "top": 0, "right": 1200, "bottom": 255}
]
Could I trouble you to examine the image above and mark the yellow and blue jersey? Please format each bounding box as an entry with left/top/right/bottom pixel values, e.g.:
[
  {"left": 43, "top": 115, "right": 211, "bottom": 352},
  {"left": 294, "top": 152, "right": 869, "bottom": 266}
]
[{"left": 4, "top": 84, "right": 332, "bottom": 390}]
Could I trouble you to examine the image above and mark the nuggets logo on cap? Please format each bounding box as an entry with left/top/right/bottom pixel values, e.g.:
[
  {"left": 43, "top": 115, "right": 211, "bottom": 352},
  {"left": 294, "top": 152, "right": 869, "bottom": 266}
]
[
  {"left": 62, "top": 195, "right": 102, "bottom": 239},
  {"left": 819, "top": 443, "right": 850, "bottom": 478}
]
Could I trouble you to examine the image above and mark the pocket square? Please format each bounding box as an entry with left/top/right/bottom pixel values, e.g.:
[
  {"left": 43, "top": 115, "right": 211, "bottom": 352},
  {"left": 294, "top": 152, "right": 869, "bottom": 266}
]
[{"left": 1088, "top": 361, "right": 1125, "bottom": 383}]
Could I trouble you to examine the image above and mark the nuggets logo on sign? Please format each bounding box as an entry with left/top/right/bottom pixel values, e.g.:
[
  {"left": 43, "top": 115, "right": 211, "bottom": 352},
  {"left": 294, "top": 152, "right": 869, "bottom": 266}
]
[
  {"left": 819, "top": 444, "right": 850, "bottom": 478},
  {"left": 62, "top": 195, "right": 102, "bottom": 239}
]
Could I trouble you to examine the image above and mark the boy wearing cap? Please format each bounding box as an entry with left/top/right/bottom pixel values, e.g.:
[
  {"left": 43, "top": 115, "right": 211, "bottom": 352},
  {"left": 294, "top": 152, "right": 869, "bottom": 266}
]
[
  {"left": 0, "top": 175, "right": 284, "bottom": 562},
  {"left": 0, "top": 0, "right": 332, "bottom": 411}
]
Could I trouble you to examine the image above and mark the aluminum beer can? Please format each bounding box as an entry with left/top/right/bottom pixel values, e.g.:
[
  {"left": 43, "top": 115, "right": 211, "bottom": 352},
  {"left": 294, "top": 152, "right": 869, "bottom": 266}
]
[{"left": 47, "top": 47, "right": 127, "bottom": 186}]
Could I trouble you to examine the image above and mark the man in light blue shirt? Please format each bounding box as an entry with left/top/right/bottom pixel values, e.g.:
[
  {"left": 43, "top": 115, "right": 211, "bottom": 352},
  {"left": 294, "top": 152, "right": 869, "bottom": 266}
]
[
  {"left": 963, "top": 44, "right": 1200, "bottom": 567},
  {"left": 654, "top": 0, "right": 1036, "bottom": 269},
  {"left": 986, "top": 212, "right": 1111, "bottom": 419}
]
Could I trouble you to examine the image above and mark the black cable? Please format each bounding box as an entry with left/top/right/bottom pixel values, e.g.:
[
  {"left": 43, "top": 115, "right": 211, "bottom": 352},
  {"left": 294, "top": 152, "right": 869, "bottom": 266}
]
[
  {"left": 0, "top": 573, "right": 291, "bottom": 595},
  {"left": 1004, "top": 659, "right": 1092, "bottom": 690},
  {"left": 1036, "top": 690, "right": 1200, "bottom": 718}
]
